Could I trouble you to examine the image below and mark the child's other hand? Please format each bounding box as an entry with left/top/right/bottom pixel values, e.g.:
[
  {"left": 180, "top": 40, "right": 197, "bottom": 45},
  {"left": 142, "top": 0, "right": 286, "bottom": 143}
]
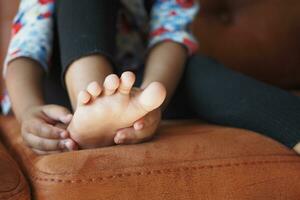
[
  {"left": 114, "top": 108, "right": 161, "bottom": 145},
  {"left": 21, "top": 105, "right": 78, "bottom": 155}
]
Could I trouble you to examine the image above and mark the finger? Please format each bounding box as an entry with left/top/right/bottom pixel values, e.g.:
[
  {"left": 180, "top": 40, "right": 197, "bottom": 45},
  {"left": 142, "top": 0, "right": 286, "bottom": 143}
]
[
  {"left": 124, "top": 111, "right": 161, "bottom": 142},
  {"left": 133, "top": 111, "right": 158, "bottom": 131},
  {"left": 31, "top": 140, "right": 78, "bottom": 154},
  {"left": 27, "top": 122, "right": 67, "bottom": 139},
  {"left": 133, "top": 120, "right": 144, "bottom": 131},
  {"left": 114, "top": 127, "right": 137, "bottom": 144},
  {"left": 114, "top": 125, "right": 156, "bottom": 145},
  {"left": 42, "top": 105, "right": 73, "bottom": 124},
  {"left": 54, "top": 123, "right": 69, "bottom": 138},
  {"left": 64, "top": 140, "right": 78, "bottom": 151},
  {"left": 31, "top": 148, "right": 62, "bottom": 155},
  {"left": 55, "top": 123, "right": 68, "bottom": 129},
  {"left": 23, "top": 133, "right": 71, "bottom": 151}
]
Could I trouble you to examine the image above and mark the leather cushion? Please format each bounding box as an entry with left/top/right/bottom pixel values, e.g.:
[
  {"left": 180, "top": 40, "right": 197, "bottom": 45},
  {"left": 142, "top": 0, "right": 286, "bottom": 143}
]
[
  {"left": 0, "top": 139, "right": 30, "bottom": 200},
  {"left": 192, "top": 0, "right": 300, "bottom": 88},
  {"left": 0, "top": 116, "right": 300, "bottom": 200}
]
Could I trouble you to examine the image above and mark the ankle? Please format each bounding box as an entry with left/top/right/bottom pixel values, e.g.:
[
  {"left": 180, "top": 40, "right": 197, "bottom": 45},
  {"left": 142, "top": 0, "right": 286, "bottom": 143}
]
[{"left": 65, "top": 55, "right": 113, "bottom": 108}]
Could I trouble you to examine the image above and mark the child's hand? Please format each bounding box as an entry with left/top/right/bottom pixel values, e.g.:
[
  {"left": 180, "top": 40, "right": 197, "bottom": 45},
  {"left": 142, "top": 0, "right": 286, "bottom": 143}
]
[
  {"left": 114, "top": 108, "right": 161, "bottom": 145},
  {"left": 20, "top": 105, "right": 78, "bottom": 155}
]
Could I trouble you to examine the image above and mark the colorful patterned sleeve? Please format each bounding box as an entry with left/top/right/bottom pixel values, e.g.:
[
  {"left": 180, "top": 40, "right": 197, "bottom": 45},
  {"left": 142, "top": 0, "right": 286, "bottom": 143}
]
[
  {"left": 148, "top": 0, "right": 200, "bottom": 55},
  {"left": 3, "top": 0, "right": 55, "bottom": 76}
]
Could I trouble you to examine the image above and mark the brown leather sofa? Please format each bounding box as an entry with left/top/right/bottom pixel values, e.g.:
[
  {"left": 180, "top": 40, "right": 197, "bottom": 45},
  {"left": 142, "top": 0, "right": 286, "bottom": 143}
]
[
  {"left": 0, "top": 140, "right": 30, "bottom": 200},
  {"left": 1, "top": 0, "right": 300, "bottom": 199}
]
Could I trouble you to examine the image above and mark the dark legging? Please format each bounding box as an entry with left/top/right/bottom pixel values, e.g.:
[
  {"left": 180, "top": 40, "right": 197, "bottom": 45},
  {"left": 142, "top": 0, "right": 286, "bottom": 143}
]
[
  {"left": 56, "top": 0, "right": 119, "bottom": 80},
  {"left": 55, "top": 0, "right": 300, "bottom": 148},
  {"left": 183, "top": 55, "right": 300, "bottom": 148}
]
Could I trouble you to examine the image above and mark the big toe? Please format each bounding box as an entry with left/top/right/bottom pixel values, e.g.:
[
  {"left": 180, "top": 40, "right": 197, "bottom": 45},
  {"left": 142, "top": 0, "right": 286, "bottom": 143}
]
[
  {"left": 118, "top": 71, "right": 136, "bottom": 95},
  {"left": 103, "top": 74, "right": 120, "bottom": 96},
  {"left": 138, "top": 82, "right": 166, "bottom": 112}
]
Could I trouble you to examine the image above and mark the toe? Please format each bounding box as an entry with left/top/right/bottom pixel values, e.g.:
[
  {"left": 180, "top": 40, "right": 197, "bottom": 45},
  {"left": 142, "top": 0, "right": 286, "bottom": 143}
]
[
  {"left": 77, "top": 90, "right": 91, "bottom": 106},
  {"left": 137, "top": 82, "right": 167, "bottom": 112},
  {"left": 87, "top": 81, "right": 102, "bottom": 97},
  {"left": 118, "top": 71, "right": 135, "bottom": 95},
  {"left": 103, "top": 74, "right": 120, "bottom": 95}
]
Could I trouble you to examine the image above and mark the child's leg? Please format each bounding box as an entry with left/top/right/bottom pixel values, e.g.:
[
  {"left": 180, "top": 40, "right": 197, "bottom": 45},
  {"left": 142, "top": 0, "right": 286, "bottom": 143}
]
[
  {"left": 57, "top": 0, "right": 119, "bottom": 107},
  {"left": 57, "top": 0, "right": 166, "bottom": 148},
  {"left": 184, "top": 54, "right": 300, "bottom": 151}
]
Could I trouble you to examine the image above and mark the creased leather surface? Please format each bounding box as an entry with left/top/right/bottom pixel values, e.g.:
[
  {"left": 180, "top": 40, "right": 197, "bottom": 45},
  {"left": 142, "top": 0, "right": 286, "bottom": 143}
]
[
  {"left": 0, "top": 116, "right": 300, "bottom": 200},
  {"left": 0, "top": 139, "right": 30, "bottom": 200}
]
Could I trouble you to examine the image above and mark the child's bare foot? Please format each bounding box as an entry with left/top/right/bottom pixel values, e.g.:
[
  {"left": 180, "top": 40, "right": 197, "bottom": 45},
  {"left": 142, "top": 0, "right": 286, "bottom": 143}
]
[{"left": 68, "top": 71, "right": 166, "bottom": 148}]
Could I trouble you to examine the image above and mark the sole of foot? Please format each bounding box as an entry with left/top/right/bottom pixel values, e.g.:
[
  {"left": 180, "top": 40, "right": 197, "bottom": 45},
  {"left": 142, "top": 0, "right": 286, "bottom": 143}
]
[{"left": 68, "top": 71, "right": 166, "bottom": 149}]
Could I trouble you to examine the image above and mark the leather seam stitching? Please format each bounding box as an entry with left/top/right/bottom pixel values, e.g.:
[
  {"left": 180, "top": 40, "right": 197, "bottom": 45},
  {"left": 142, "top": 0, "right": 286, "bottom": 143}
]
[
  {"left": 31, "top": 159, "right": 300, "bottom": 183},
  {"left": 28, "top": 154, "right": 299, "bottom": 176}
]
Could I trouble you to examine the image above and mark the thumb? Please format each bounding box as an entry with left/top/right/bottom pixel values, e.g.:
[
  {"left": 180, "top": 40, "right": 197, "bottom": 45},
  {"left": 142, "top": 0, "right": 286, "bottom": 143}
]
[{"left": 42, "top": 105, "right": 73, "bottom": 124}]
